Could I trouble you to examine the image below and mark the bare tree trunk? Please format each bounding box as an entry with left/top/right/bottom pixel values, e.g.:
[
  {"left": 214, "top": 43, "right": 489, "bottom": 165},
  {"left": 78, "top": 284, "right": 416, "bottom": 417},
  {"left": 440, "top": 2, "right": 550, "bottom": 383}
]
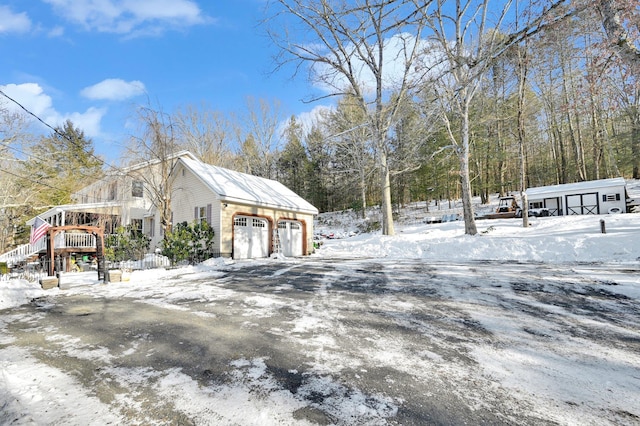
[
  {"left": 517, "top": 44, "right": 530, "bottom": 227},
  {"left": 379, "top": 148, "right": 395, "bottom": 236},
  {"left": 590, "top": 93, "right": 604, "bottom": 180},
  {"left": 633, "top": 115, "right": 640, "bottom": 179},
  {"left": 560, "top": 59, "right": 587, "bottom": 181},
  {"left": 597, "top": 0, "right": 640, "bottom": 67},
  {"left": 459, "top": 102, "right": 477, "bottom": 235},
  {"left": 360, "top": 168, "right": 367, "bottom": 219}
]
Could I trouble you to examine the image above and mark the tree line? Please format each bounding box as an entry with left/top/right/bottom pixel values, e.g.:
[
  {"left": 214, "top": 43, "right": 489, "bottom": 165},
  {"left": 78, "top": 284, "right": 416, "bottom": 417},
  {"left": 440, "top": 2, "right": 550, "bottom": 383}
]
[{"left": 1, "top": 0, "right": 638, "bottom": 252}]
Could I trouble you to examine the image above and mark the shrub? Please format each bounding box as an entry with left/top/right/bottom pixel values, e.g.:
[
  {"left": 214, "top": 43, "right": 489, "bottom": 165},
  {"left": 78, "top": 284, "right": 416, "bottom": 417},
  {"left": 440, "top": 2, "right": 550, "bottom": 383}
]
[
  {"left": 162, "top": 221, "right": 215, "bottom": 265},
  {"left": 105, "top": 226, "right": 150, "bottom": 262}
]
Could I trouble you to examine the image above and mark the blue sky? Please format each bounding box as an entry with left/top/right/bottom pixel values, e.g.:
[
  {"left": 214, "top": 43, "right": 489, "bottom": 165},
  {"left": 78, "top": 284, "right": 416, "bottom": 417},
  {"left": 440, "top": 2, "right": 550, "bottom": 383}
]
[{"left": 0, "top": 0, "right": 320, "bottom": 162}]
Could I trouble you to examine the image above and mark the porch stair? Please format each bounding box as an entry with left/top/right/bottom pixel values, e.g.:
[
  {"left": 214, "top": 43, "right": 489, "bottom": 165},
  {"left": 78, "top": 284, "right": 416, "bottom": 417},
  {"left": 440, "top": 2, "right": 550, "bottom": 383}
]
[
  {"left": 0, "top": 239, "right": 46, "bottom": 267},
  {"left": 1, "top": 232, "right": 98, "bottom": 268}
]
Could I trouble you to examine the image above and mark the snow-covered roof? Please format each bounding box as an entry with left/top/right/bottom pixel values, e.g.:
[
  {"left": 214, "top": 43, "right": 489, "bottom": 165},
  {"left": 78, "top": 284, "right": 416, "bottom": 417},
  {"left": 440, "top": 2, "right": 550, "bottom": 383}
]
[
  {"left": 526, "top": 177, "right": 627, "bottom": 198},
  {"left": 178, "top": 157, "right": 319, "bottom": 215}
]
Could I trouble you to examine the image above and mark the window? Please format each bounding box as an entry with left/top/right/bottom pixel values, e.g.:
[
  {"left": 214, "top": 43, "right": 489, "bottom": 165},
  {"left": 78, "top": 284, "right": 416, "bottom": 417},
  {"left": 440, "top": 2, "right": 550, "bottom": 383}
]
[
  {"left": 529, "top": 201, "right": 543, "bottom": 209},
  {"left": 148, "top": 218, "right": 155, "bottom": 238},
  {"left": 603, "top": 193, "right": 621, "bottom": 202},
  {"left": 195, "top": 205, "right": 210, "bottom": 224},
  {"left": 253, "top": 218, "right": 265, "bottom": 228},
  {"left": 108, "top": 182, "right": 117, "bottom": 201},
  {"left": 198, "top": 207, "right": 206, "bottom": 224},
  {"left": 132, "top": 180, "right": 144, "bottom": 198},
  {"left": 130, "top": 219, "right": 143, "bottom": 236},
  {"left": 234, "top": 217, "right": 247, "bottom": 227}
]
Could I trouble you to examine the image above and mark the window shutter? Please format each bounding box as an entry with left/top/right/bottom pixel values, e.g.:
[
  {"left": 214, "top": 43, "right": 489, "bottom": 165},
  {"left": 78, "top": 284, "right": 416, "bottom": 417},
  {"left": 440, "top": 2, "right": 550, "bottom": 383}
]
[
  {"left": 206, "top": 204, "right": 212, "bottom": 224},
  {"left": 616, "top": 193, "right": 621, "bottom": 201},
  {"left": 602, "top": 194, "right": 606, "bottom": 202},
  {"left": 194, "top": 207, "right": 198, "bottom": 220}
]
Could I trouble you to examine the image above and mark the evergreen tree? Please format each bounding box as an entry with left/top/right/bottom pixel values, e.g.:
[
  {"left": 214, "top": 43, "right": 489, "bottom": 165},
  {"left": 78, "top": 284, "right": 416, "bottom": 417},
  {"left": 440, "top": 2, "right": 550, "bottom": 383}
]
[
  {"left": 278, "top": 116, "right": 309, "bottom": 195},
  {"left": 22, "top": 120, "right": 103, "bottom": 207}
]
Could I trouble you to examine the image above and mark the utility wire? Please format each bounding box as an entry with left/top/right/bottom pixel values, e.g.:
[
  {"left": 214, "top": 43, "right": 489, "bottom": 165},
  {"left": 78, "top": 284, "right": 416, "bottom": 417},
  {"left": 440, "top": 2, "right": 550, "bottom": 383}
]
[
  {"left": 0, "top": 89, "right": 141, "bottom": 203},
  {"left": 0, "top": 89, "right": 122, "bottom": 174}
]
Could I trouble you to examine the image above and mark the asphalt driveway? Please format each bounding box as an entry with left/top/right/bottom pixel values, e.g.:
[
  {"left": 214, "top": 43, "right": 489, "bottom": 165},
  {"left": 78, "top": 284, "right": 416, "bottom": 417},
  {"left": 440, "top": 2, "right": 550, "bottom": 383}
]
[{"left": 1, "top": 259, "right": 639, "bottom": 425}]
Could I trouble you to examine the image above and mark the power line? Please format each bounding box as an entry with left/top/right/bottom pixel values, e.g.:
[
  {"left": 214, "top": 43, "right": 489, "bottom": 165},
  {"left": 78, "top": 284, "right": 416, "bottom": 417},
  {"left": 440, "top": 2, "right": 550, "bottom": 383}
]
[
  {"left": 0, "top": 89, "right": 120, "bottom": 174},
  {"left": 0, "top": 88, "right": 138, "bottom": 201}
]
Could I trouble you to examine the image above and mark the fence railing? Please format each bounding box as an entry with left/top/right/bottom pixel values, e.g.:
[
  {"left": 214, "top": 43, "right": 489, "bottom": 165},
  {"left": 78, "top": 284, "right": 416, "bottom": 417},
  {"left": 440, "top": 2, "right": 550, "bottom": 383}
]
[
  {"left": 63, "top": 233, "right": 96, "bottom": 248},
  {"left": 111, "top": 253, "right": 171, "bottom": 271}
]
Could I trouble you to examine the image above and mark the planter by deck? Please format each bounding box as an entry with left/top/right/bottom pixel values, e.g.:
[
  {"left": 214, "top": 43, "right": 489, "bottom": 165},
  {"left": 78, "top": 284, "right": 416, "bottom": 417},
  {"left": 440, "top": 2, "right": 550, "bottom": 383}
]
[
  {"left": 40, "top": 276, "right": 58, "bottom": 290},
  {"left": 108, "top": 270, "right": 122, "bottom": 282}
]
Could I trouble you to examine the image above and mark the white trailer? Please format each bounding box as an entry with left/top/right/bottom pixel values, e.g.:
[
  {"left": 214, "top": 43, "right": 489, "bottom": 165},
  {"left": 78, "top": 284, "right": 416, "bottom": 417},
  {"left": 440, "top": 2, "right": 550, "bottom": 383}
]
[{"left": 525, "top": 177, "right": 628, "bottom": 216}]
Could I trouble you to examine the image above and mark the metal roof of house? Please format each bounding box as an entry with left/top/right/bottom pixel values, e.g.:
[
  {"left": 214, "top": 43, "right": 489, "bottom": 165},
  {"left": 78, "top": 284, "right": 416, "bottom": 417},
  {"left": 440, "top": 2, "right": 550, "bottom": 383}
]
[
  {"left": 177, "top": 157, "right": 319, "bottom": 215},
  {"left": 526, "top": 177, "right": 627, "bottom": 198}
]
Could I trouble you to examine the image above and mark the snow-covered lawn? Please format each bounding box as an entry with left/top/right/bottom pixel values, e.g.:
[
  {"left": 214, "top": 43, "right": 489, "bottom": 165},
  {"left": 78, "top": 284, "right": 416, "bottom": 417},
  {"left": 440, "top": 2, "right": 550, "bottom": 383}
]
[{"left": 1, "top": 213, "right": 639, "bottom": 425}]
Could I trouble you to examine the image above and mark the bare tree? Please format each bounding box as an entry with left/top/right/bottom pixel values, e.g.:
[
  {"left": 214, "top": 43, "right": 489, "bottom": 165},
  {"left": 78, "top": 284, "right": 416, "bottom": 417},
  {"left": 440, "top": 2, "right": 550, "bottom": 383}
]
[
  {"left": 415, "top": 0, "right": 576, "bottom": 234},
  {"left": 267, "top": 0, "right": 429, "bottom": 235},
  {"left": 126, "top": 103, "right": 181, "bottom": 238},
  {"left": 417, "top": 1, "right": 521, "bottom": 234},
  {"left": 233, "top": 97, "right": 283, "bottom": 179},
  {"left": 328, "top": 96, "right": 375, "bottom": 218},
  {"left": 516, "top": 40, "right": 530, "bottom": 227},
  {"left": 596, "top": 0, "right": 640, "bottom": 68},
  {"left": 174, "top": 103, "right": 235, "bottom": 167},
  {"left": 0, "top": 106, "right": 34, "bottom": 251}
]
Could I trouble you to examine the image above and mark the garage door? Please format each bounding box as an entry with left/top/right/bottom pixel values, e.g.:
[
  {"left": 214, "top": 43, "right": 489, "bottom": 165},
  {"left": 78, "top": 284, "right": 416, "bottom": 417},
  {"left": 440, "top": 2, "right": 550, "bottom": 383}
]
[
  {"left": 233, "top": 216, "right": 269, "bottom": 259},
  {"left": 278, "top": 220, "right": 303, "bottom": 257},
  {"left": 566, "top": 192, "right": 599, "bottom": 215}
]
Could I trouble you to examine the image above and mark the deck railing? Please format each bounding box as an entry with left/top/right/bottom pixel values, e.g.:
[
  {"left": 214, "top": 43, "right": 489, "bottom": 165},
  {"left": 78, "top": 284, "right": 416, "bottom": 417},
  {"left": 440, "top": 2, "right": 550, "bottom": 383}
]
[{"left": 0, "top": 232, "right": 99, "bottom": 266}]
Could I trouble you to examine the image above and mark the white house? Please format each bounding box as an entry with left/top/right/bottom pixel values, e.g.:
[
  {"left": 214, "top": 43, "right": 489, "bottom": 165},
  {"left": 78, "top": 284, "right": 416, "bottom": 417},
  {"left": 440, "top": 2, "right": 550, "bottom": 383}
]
[
  {"left": 525, "top": 177, "right": 628, "bottom": 216},
  {"left": 1, "top": 151, "right": 318, "bottom": 268},
  {"left": 169, "top": 156, "right": 319, "bottom": 259}
]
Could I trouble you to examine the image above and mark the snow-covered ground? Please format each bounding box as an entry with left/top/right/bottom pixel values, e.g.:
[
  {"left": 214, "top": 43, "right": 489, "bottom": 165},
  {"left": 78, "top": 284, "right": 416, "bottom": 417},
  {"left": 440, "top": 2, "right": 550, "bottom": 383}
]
[
  {"left": 1, "top": 202, "right": 639, "bottom": 424},
  {"left": 316, "top": 212, "right": 640, "bottom": 263}
]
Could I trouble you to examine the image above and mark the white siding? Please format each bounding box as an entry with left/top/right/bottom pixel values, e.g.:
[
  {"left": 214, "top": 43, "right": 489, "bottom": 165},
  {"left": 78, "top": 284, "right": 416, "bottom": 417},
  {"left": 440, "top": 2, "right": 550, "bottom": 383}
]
[{"left": 171, "top": 164, "right": 222, "bottom": 251}]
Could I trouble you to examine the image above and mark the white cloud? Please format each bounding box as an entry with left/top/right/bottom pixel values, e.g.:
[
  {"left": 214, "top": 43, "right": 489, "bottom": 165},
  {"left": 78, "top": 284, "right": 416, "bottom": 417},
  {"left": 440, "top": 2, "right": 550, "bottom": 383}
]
[
  {"left": 0, "top": 6, "right": 32, "bottom": 34},
  {"left": 64, "top": 107, "right": 107, "bottom": 137},
  {"left": 81, "top": 79, "right": 146, "bottom": 101},
  {"left": 48, "top": 26, "right": 65, "bottom": 37},
  {"left": 1, "top": 83, "right": 54, "bottom": 118},
  {"left": 0, "top": 83, "right": 106, "bottom": 139},
  {"left": 42, "top": 0, "right": 209, "bottom": 35},
  {"left": 277, "top": 105, "right": 333, "bottom": 143},
  {"left": 294, "top": 105, "right": 333, "bottom": 134}
]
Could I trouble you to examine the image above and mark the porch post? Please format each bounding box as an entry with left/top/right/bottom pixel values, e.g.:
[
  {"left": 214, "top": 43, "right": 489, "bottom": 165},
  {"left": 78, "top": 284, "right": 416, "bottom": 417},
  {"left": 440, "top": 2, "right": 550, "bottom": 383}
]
[{"left": 47, "top": 229, "right": 55, "bottom": 276}]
